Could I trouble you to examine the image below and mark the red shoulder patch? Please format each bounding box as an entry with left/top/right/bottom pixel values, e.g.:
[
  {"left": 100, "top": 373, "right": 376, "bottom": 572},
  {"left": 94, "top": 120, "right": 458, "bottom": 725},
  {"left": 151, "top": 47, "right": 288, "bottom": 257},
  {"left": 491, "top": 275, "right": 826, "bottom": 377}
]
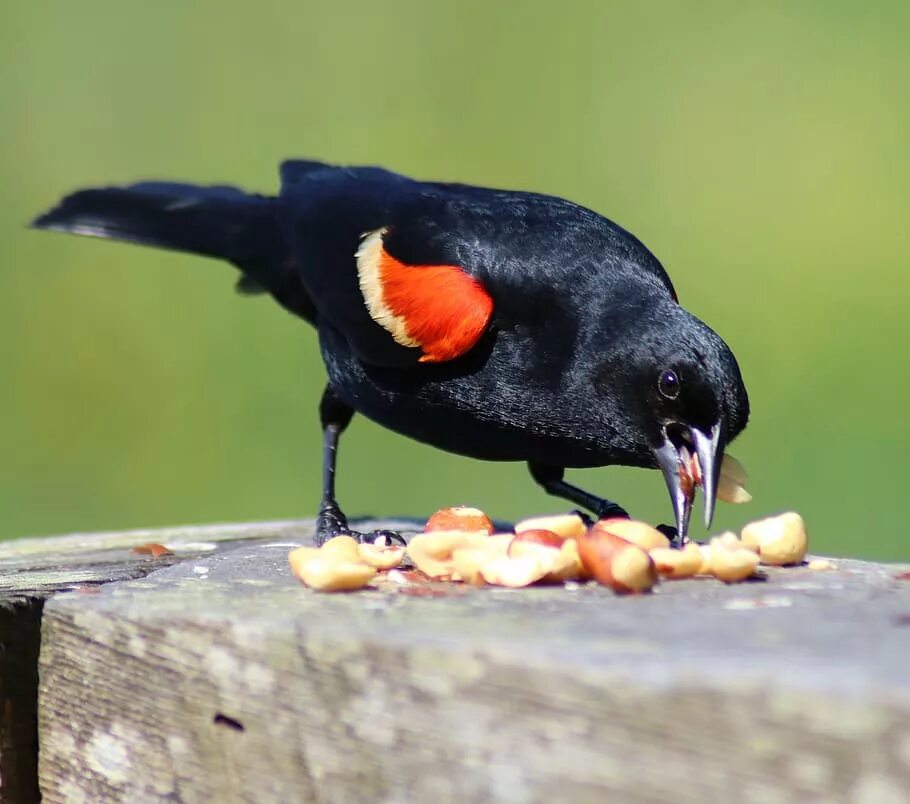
[{"left": 356, "top": 228, "right": 494, "bottom": 363}]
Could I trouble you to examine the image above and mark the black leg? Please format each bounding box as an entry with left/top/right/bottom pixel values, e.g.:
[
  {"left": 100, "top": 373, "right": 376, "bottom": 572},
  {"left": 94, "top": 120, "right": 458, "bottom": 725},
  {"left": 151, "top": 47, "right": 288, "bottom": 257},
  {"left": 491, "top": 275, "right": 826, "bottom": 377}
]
[
  {"left": 528, "top": 463, "right": 629, "bottom": 521},
  {"left": 315, "top": 386, "right": 405, "bottom": 547},
  {"left": 316, "top": 385, "right": 353, "bottom": 540}
]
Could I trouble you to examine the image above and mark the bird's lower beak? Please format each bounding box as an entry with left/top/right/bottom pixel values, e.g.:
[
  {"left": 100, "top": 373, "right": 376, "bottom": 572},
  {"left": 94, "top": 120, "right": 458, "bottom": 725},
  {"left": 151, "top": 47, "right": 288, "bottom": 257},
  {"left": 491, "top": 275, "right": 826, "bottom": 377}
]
[{"left": 653, "top": 422, "right": 724, "bottom": 541}]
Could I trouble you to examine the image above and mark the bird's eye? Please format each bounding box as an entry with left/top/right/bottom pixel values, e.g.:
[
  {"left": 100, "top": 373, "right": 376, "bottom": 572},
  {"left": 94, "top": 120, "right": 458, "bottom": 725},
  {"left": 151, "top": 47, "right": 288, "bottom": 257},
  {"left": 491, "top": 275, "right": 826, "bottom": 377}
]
[{"left": 658, "top": 369, "right": 680, "bottom": 400}]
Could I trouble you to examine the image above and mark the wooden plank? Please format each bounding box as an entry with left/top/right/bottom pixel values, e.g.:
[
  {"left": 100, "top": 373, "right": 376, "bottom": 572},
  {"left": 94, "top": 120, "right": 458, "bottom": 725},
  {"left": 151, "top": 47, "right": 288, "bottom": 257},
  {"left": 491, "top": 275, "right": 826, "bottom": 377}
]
[
  {"left": 32, "top": 532, "right": 910, "bottom": 803},
  {"left": 0, "top": 517, "right": 419, "bottom": 802},
  {"left": 0, "top": 519, "right": 316, "bottom": 596},
  {"left": 0, "top": 518, "right": 423, "bottom": 596}
]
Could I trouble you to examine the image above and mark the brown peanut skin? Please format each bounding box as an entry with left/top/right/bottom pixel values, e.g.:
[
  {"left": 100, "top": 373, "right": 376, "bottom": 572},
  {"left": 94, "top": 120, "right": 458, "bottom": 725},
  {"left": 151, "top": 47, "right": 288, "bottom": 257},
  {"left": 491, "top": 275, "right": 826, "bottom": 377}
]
[
  {"left": 589, "top": 518, "right": 670, "bottom": 551},
  {"left": 508, "top": 529, "right": 564, "bottom": 554},
  {"left": 514, "top": 513, "right": 587, "bottom": 541},
  {"left": 576, "top": 529, "right": 657, "bottom": 594},
  {"left": 425, "top": 506, "right": 494, "bottom": 535}
]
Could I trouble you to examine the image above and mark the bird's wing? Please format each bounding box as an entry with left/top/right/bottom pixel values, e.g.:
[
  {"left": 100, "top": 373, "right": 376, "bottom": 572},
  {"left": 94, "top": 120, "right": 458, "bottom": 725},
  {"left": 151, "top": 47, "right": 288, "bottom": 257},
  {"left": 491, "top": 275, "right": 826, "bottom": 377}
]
[
  {"left": 278, "top": 163, "right": 676, "bottom": 367},
  {"left": 279, "top": 164, "right": 496, "bottom": 367},
  {"left": 350, "top": 226, "right": 494, "bottom": 364}
]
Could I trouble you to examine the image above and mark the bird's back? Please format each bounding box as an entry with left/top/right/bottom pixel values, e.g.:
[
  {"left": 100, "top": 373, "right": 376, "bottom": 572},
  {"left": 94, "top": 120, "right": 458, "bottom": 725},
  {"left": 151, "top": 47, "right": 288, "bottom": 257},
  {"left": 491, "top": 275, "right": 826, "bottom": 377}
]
[{"left": 274, "top": 163, "right": 678, "bottom": 368}]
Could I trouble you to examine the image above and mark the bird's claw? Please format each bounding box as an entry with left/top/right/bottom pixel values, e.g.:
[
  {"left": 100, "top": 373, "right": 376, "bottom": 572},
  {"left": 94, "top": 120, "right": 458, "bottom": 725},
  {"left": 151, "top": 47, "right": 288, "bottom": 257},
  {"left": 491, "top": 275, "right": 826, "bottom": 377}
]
[
  {"left": 315, "top": 503, "right": 349, "bottom": 546},
  {"left": 570, "top": 509, "right": 595, "bottom": 527},
  {"left": 593, "top": 501, "right": 629, "bottom": 521},
  {"left": 315, "top": 505, "right": 406, "bottom": 547},
  {"left": 655, "top": 523, "right": 685, "bottom": 546},
  {"left": 368, "top": 529, "right": 408, "bottom": 548}
]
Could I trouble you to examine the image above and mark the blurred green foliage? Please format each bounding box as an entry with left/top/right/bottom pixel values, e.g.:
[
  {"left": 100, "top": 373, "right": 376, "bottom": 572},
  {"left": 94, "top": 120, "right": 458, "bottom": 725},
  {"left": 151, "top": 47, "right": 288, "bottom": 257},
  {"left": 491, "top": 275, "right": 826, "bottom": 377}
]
[{"left": 2, "top": 2, "right": 907, "bottom": 559}]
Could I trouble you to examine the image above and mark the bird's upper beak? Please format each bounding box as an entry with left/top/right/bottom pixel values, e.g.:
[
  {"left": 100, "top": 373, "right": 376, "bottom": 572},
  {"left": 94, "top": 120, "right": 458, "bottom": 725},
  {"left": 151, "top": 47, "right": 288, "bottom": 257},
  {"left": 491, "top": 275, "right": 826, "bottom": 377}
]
[{"left": 653, "top": 421, "right": 724, "bottom": 541}]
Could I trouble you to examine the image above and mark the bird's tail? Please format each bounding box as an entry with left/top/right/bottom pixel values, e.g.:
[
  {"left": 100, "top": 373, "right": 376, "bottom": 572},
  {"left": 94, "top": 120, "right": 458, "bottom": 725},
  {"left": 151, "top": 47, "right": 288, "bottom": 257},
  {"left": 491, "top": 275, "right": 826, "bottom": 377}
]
[{"left": 31, "top": 182, "right": 313, "bottom": 318}]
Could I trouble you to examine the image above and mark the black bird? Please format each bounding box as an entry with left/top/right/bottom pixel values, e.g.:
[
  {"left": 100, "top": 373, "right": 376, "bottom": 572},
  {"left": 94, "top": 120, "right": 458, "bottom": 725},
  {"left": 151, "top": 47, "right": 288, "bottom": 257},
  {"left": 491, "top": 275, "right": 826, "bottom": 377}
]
[{"left": 32, "top": 161, "right": 749, "bottom": 544}]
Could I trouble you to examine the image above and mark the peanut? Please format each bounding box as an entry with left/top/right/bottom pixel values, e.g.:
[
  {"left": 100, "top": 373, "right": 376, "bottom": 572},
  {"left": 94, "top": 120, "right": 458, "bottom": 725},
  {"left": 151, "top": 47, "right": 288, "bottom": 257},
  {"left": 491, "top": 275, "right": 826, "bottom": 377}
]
[
  {"left": 740, "top": 512, "right": 808, "bottom": 566},
  {"left": 480, "top": 554, "right": 550, "bottom": 588},
  {"left": 555, "top": 538, "right": 590, "bottom": 582},
  {"left": 514, "top": 513, "right": 587, "bottom": 541},
  {"left": 697, "top": 544, "right": 712, "bottom": 575},
  {"left": 505, "top": 533, "right": 587, "bottom": 583},
  {"left": 450, "top": 534, "right": 513, "bottom": 584},
  {"left": 289, "top": 554, "right": 377, "bottom": 592},
  {"left": 576, "top": 528, "right": 657, "bottom": 594},
  {"left": 713, "top": 531, "right": 758, "bottom": 553},
  {"left": 425, "top": 506, "right": 494, "bottom": 535},
  {"left": 692, "top": 452, "right": 752, "bottom": 504},
  {"left": 649, "top": 543, "right": 703, "bottom": 579},
  {"left": 508, "top": 529, "right": 564, "bottom": 556},
  {"left": 590, "top": 518, "right": 670, "bottom": 551},
  {"left": 320, "top": 535, "right": 361, "bottom": 562},
  {"left": 717, "top": 453, "right": 751, "bottom": 504},
  {"left": 287, "top": 546, "right": 320, "bottom": 567},
  {"left": 451, "top": 547, "right": 492, "bottom": 585},
  {"left": 543, "top": 544, "right": 587, "bottom": 582},
  {"left": 707, "top": 537, "right": 760, "bottom": 583},
  {"left": 407, "top": 530, "right": 490, "bottom": 579}
]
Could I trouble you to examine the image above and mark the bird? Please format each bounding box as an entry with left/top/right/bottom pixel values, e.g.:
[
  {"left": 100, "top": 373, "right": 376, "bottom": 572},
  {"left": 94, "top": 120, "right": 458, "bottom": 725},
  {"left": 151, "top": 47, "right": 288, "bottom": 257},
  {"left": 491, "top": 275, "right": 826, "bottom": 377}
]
[{"left": 32, "top": 160, "right": 750, "bottom": 544}]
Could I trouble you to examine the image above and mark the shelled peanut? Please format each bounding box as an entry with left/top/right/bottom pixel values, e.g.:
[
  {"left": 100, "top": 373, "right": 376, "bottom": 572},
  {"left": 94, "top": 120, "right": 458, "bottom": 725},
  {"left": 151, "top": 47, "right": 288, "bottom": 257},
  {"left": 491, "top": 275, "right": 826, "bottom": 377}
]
[
  {"left": 649, "top": 543, "right": 703, "bottom": 579},
  {"left": 424, "top": 506, "right": 495, "bottom": 535},
  {"left": 410, "top": 508, "right": 590, "bottom": 587},
  {"left": 292, "top": 503, "right": 814, "bottom": 595},
  {"left": 289, "top": 535, "right": 404, "bottom": 592},
  {"left": 576, "top": 526, "right": 658, "bottom": 594},
  {"left": 740, "top": 512, "right": 808, "bottom": 566},
  {"left": 704, "top": 534, "right": 761, "bottom": 582},
  {"left": 589, "top": 518, "right": 670, "bottom": 552},
  {"left": 514, "top": 513, "right": 587, "bottom": 541}
]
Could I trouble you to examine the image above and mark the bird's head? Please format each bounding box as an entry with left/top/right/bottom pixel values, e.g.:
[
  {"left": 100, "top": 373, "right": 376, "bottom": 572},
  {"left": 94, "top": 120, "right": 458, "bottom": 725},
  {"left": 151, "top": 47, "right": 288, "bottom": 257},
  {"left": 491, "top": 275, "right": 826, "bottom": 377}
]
[{"left": 591, "top": 301, "right": 749, "bottom": 538}]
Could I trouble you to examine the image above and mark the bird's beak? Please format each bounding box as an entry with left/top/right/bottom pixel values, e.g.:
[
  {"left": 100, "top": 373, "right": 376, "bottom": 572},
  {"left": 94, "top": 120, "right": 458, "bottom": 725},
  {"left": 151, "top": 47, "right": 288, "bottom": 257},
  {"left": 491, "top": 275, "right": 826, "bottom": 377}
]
[
  {"left": 693, "top": 424, "right": 723, "bottom": 530},
  {"left": 653, "top": 422, "right": 724, "bottom": 541}
]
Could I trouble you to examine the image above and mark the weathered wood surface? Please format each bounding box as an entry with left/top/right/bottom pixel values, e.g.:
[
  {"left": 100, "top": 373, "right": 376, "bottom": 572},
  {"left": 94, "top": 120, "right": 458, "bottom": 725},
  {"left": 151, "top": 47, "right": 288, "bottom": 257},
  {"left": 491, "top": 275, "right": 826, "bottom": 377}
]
[
  {"left": 1, "top": 520, "right": 901, "bottom": 803},
  {"left": 0, "top": 518, "right": 336, "bottom": 803},
  {"left": 0, "top": 519, "right": 324, "bottom": 598}
]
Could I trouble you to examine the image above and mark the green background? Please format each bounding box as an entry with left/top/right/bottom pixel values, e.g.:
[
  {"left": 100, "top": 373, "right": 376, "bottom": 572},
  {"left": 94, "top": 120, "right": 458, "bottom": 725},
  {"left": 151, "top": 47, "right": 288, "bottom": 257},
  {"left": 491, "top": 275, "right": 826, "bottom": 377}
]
[{"left": 2, "top": 2, "right": 907, "bottom": 559}]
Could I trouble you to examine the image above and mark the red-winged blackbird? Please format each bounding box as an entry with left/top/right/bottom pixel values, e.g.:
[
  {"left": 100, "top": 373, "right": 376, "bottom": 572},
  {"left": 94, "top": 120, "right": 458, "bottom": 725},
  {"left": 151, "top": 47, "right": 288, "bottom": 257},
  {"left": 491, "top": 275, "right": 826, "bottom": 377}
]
[{"left": 33, "top": 161, "right": 749, "bottom": 543}]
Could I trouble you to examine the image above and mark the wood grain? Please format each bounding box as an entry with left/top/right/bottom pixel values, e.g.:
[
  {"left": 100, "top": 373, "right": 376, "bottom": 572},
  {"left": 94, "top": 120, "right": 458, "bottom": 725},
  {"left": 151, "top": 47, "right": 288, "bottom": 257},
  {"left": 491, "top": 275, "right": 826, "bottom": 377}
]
[{"left": 23, "top": 531, "right": 910, "bottom": 803}]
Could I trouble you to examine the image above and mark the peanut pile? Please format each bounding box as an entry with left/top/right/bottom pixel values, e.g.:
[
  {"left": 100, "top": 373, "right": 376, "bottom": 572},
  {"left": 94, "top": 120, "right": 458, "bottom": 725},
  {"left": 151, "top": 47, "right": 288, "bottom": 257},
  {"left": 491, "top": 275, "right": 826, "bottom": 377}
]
[{"left": 288, "top": 505, "right": 811, "bottom": 595}]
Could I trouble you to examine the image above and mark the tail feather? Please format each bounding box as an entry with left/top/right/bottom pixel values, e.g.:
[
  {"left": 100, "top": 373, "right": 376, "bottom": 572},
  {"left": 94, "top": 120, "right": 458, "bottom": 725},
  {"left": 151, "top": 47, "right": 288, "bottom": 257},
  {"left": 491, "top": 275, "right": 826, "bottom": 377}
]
[
  {"left": 32, "top": 182, "right": 315, "bottom": 321},
  {"left": 32, "top": 182, "right": 274, "bottom": 262}
]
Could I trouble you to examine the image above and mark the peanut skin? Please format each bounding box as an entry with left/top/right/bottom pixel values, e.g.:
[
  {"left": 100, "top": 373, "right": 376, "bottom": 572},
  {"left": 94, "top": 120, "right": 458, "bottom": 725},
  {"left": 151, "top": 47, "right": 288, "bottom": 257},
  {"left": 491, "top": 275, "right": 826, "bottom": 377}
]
[
  {"left": 590, "top": 519, "right": 670, "bottom": 551},
  {"left": 576, "top": 528, "right": 657, "bottom": 594},
  {"left": 514, "top": 513, "right": 587, "bottom": 541}
]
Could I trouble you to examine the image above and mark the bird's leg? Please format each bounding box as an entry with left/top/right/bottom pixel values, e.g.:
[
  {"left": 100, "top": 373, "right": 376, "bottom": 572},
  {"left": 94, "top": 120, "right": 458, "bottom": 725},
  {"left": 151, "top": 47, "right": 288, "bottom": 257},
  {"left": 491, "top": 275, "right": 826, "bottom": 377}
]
[
  {"left": 528, "top": 463, "right": 629, "bottom": 521},
  {"left": 315, "top": 386, "right": 405, "bottom": 547}
]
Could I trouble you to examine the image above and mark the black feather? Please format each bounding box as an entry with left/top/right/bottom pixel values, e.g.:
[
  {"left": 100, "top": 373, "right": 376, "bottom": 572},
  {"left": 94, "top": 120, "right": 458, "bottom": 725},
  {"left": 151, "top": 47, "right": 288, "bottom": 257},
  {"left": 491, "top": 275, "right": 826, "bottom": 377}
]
[
  {"left": 31, "top": 162, "right": 750, "bottom": 527},
  {"left": 32, "top": 182, "right": 315, "bottom": 321}
]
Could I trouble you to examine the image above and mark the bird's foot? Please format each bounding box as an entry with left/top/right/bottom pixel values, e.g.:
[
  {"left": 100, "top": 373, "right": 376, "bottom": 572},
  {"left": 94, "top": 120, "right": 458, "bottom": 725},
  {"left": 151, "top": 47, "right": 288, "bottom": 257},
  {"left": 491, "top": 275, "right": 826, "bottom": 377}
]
[
  {"left": 570, "top": 509, "right": 594, "bottom": 527},
  {"left": 655, "top": 523, "right": 685, "bottom": 546},
  {"left": 315, "top": 503, "right": 407, "bottom": 547},
  {"left": 592, "top": 501, "right": 629, "bottom": 521}
]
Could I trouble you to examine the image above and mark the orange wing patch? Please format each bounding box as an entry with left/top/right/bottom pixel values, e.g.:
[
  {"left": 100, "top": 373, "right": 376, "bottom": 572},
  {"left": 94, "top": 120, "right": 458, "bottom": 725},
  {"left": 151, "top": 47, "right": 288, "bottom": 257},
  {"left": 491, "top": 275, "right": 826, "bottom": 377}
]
[{"left": 356, "top": 228, "right": 494, "bottom": 363}]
